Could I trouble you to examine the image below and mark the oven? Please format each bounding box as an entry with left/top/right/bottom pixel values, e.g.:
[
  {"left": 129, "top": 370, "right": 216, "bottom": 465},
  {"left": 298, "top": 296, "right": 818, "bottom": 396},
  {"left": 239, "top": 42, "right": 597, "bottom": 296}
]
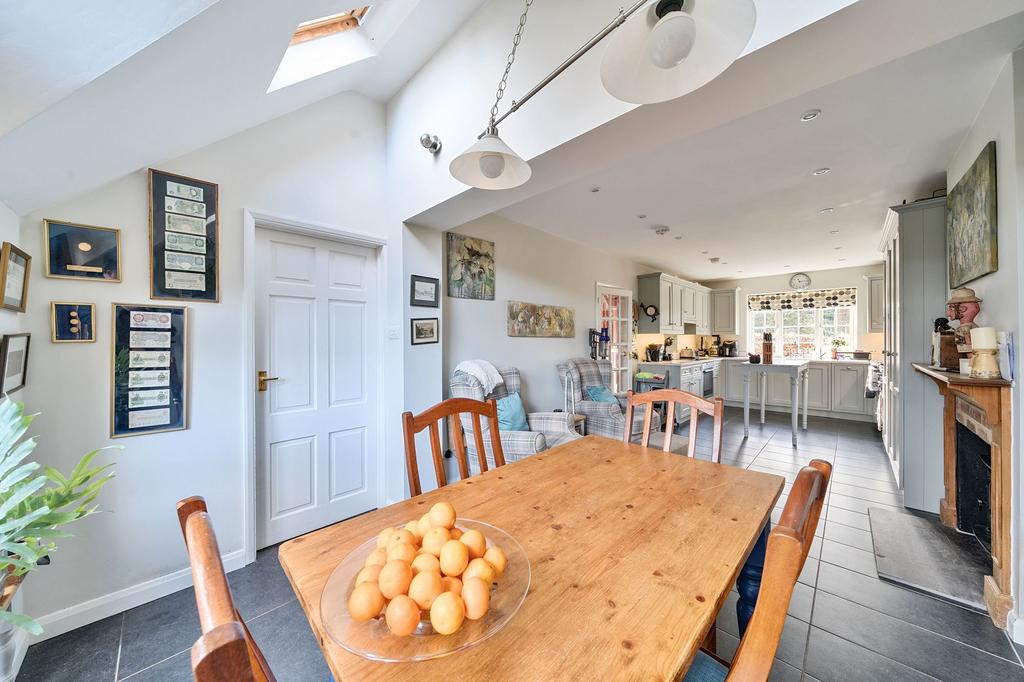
[{"left": 702, "top": 362, "right": 714, "bottom": 398}]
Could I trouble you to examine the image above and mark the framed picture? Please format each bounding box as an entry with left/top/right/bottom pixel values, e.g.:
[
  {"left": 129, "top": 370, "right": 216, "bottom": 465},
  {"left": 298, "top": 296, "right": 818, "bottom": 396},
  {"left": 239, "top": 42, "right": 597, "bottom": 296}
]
[
  {"left": 446, "top": 233, "right": 495, "bottom": 300},
  {"left": 43, "top": 220, "right": 121, "bottom": 281},
  {"left": 947, "top": 141, "right": 998, "bottom": 288},
  {"left": 410, "top": 275, "right": 439, "bottom": 307},
  {"left": 410, "top": 318, "right": 439, "bottom": 345},
  {"left": 111, "top": 303, "right": 188, "bottom": 438},
  {"left": 51, "top": 302, "right": 96, "bottom": 343},
  {"left": 0, "top": 243, "right": 30, "bottom": 313},
  {"left": 0, "top": 333, "right": 30, "bottom": 394},
  {"left": 149, "top": 169, "right": 219, "bottom": 302},
  {"left": 507, "top": 300, "right": 576, "bottom": 337}
]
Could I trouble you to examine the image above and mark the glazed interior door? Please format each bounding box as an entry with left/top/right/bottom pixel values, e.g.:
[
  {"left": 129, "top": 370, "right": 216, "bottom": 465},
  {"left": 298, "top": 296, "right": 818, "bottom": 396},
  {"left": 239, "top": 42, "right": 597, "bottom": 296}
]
[
  {"left": 255, "top": 228, "right": 378, "bottom": 548},
  {"left": 596, "top": 284, "right": 633, "bottom": 393}
]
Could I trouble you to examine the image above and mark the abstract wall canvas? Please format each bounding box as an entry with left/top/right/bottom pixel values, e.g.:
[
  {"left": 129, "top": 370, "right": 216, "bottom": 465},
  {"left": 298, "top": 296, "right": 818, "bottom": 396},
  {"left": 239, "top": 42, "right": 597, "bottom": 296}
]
[
  {"left": 507, "top": 301, "right": 575, "bottom": 338},
  {"left": 447, "top": 233, "right": 495, "bottom": 300},
  {"left": 947, "top": 141, "right": 998, "bottom": 288}
]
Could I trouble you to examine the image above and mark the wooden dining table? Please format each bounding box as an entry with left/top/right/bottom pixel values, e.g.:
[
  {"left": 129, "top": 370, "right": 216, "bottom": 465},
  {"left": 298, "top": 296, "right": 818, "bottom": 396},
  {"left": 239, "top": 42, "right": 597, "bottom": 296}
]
[{"left": 279, "top": 435, "right": 784, "bottom": 680}]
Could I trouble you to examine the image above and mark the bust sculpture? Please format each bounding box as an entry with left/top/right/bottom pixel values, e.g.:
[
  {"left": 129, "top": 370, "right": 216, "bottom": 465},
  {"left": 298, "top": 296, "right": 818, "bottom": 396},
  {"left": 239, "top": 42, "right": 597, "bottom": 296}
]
[{"left": 946, "top": 288, "right": 982, "bottom": 351}]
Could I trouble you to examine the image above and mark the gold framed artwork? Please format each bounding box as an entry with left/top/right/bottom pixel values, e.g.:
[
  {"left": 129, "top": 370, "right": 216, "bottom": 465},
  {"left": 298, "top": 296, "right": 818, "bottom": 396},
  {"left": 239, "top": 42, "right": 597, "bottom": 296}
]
[
  {"left": 0, "top": 242, "right": 31, "bottom": 312},
  {"left": 51, "top": 302, "right": 96, "bottom": 343},
  {"left": 148, "top": 169, "right": 220, "bottom": 302},
  {"left": 110, "top": 303, "right": 188, "bottom": 438},
  {"left": 43, "top": 219, "right": 121, "bottom": 282},
  {"left": 507, "top": 300, "right": 575, "bottom": 337}
]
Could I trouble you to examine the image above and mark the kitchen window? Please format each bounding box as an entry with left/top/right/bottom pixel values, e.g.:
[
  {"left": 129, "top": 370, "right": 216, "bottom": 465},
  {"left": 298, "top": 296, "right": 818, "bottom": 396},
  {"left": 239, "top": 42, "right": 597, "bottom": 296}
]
[{"left": 748, "top": 306, "right": 857, "bottom": 360}]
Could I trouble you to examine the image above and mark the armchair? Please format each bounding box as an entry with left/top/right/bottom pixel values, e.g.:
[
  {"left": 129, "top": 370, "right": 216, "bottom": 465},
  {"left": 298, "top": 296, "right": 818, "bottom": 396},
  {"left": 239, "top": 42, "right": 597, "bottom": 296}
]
[
  {"left": 557, "top": 357, "right": 659, "bottom": 440},
  {"left": 450, "top": 366, "right": 580, "bottom": 474}
]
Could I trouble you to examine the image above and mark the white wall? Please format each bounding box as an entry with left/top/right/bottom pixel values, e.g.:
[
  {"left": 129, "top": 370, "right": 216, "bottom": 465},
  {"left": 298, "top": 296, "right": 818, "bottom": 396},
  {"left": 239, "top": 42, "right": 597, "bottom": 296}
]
[
  {"left": 18, "top": 91, "right": 405, "bottom": 639},
  {"left": 441, "top": 214, "right": 652, "bottom": 412},
  {"left": 946, "top": 52, "right": 1024, "bottom": 639},
  {"left": 706, "top": 264, "right": 885, "bottom": 358}
]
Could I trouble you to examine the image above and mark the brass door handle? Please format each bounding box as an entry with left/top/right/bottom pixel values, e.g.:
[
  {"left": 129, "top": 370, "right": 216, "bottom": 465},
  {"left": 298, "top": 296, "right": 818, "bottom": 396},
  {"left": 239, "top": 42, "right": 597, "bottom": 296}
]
[{"left": 258, "top": 370, "right": 280, "bottom": 392}]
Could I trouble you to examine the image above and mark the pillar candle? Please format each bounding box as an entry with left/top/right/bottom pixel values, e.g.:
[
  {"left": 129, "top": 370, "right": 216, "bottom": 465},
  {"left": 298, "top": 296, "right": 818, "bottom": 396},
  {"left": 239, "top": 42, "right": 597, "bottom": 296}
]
[{"left": 971, "top": 326, "right": 997, "bottom": 349}]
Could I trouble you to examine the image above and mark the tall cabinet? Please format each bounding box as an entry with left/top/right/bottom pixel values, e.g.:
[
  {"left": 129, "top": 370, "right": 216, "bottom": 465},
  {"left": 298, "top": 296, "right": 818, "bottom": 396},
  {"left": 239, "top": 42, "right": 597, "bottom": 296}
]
[{"left": 879, "top": 197, "right": 947, "bottom": 511}]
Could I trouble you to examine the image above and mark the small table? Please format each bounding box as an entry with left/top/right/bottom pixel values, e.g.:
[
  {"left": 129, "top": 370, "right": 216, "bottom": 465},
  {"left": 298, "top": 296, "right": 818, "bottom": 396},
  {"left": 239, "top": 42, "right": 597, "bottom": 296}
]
[{"left": 742, "top": 360, "right": 810, "bottom": 445}]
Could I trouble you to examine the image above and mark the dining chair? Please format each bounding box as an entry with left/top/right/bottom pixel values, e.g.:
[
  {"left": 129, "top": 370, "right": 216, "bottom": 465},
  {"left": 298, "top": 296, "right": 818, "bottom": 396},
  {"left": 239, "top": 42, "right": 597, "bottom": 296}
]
[
  {"left": 176, "top": 496, "right": 275, "bottom": 682},
  {"left": 685, "top": 459, "right": 832, "bottom": 681},
  {"left": 623, "top": 388, "right": 724, "bottom": 462},
  {"left": 402, "top": 397, "right": 505, "bottom": 496}
]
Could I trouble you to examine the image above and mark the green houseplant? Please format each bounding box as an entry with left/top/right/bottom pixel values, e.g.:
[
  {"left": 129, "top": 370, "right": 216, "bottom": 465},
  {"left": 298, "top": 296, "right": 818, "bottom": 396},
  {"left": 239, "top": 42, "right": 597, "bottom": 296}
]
[
  {"left": 830, "top": 337, "right": 848, "bottom": 360},
  {"left": 0, "top": 398, "right": 115, "bottom": 634}
]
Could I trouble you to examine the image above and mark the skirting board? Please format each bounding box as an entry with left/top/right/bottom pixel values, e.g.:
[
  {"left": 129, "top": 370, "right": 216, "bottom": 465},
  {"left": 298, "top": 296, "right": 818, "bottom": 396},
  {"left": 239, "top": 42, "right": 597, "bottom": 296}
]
[
  {"left": 1011, "top": 611, "right": 1024, "bottom": 645},
  {"left": 721, "top": 400, "right": 877, "bottom": 423},
  {"left": 29, "top": 549, "right": 247, "bottom": 645}
]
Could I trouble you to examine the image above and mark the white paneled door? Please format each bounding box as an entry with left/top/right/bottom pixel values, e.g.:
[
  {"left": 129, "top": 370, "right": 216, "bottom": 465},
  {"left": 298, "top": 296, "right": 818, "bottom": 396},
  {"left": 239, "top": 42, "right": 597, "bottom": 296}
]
[{"left": 255, "top": 228, "right": 379, "bottom": 548}]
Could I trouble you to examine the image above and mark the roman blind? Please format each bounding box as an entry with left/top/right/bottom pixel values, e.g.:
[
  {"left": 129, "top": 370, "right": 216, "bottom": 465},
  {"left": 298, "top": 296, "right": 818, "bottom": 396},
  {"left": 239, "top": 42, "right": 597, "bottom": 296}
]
[{"left": 747, "top": 287, "right": 857, "bottom": 311}]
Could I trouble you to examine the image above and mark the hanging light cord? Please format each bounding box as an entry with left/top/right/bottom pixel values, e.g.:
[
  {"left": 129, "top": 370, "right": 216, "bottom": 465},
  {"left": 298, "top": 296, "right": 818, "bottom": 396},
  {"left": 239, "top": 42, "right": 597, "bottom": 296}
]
[{"left": 486, "top": 0, "right": 535, "bottom": 135}]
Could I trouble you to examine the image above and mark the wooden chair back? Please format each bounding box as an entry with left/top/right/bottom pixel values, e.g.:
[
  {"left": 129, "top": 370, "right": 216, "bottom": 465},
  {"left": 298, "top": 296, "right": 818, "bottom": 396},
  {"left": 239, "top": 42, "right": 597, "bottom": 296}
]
[
  {"left": 402, "top": 397, "right": 505, "bottom": 496},
  {"left": 176, "top": 496, "right": 275, "bottom": 682},
  {"left": 727, "top": 459, "right": 832, "bottom": 680},
  {"left": 623, "top": 388, "right": 725, "bottom": 462}
]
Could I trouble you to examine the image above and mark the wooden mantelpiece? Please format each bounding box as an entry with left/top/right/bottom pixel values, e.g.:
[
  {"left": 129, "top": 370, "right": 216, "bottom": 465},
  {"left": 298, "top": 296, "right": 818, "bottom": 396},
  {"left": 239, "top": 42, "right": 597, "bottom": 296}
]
[{"left": 913, "top": 363, "right": 1013, "bottom": 627}]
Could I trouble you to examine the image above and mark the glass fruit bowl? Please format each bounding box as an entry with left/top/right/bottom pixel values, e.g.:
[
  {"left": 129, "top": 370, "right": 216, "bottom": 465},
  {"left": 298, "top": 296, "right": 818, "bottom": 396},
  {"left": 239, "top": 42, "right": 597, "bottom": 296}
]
[{"left": 320, "top": 518, "right": 530, "bottom": 662}]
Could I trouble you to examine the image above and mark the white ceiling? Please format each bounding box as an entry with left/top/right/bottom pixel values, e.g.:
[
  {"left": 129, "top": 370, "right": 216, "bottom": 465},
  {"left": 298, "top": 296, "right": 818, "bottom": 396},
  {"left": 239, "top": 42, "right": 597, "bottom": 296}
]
[
  {"left": 0, "top": 1, "right": 220, "bottom": 137},
  {"left": 0, "top": 0, "right": 485, "bottom": 215},
  {"left": 497, "top": 13, "right": 1024, "bottom": 282}
]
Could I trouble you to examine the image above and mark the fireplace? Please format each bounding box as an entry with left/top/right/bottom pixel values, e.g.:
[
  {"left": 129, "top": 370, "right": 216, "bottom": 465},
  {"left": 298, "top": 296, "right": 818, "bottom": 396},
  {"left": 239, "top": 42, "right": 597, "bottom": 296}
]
[{"left": 955, "top": 421, "right": 991, "bottom": 551}]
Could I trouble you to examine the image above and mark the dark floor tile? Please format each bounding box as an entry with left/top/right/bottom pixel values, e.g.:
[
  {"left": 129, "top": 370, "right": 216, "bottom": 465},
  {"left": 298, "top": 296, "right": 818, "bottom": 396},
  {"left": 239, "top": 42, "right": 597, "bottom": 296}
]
[
  {"left": 816, "top": 562, "right": 1018, "bottom": 662},
  {"left": 19, "top": 614, "right": 123, "bottom": 682},
  {"left": 799, "top": 556, "right": 819, "bottom": 587},
  {"left": 716, "top": 591, "right": 808, "bottom": 670},
  {"left": 118, "top": 586, "right": 200, "bottom": 678},
  {"left": 811, "top": 591, "right": 1024, "bottom": 681},
  {"left": 789, "top": 581, "right": 815, "bottom": 622},
  {"left": 824, "top": 506, "right": 869, "bottom": 531},
  {"left": 120, "top": 649, "right": 192, "bottom": 681},
  {"left": 820, "top": 538, "right": 877, "bottom": 578},
  {"left": 247, "top": 600, "right": 331, "bottom": 681},
  {"left": 823, "top": 521, "right": 873, "bottom": 552},
  {"left": 804, "top": 626, "right": 935, "bottom": 682},
  {"left": 228, "top": 545, "right": 297, "bottom": 621}
]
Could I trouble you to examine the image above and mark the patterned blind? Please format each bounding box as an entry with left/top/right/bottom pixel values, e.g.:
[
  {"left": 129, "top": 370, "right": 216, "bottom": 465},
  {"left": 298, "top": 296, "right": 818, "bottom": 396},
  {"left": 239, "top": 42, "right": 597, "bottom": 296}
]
[{"left": 747, "top": 287, "right": 857, "bottom": 311}]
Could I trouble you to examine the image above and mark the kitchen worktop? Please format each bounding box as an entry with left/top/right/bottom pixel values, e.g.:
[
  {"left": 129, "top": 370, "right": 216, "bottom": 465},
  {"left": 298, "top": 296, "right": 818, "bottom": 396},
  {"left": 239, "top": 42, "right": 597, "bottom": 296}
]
[{"left": 639, "top": 356, "right": 873, "bottom": 366}]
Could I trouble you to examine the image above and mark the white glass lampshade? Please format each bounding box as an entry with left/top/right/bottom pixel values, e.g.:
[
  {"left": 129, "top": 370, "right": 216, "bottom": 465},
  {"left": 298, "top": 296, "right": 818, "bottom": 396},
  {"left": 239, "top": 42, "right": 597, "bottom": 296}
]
[
  {"left": 449, "top": 132, "right": 532, "bottom": 190},
  {"left": 601, "top": 0, "right": 757, "bottom": 104}
]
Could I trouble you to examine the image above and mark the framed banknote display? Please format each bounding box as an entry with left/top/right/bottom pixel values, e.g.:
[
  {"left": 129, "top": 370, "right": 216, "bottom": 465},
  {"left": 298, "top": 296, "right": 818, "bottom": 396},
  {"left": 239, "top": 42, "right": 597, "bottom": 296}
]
[
  {"left": 111, "top": 303, "right": 188, "bottom": 438},
  {"left": 148, "top": 169, "right": 219, "bottom": 302}
]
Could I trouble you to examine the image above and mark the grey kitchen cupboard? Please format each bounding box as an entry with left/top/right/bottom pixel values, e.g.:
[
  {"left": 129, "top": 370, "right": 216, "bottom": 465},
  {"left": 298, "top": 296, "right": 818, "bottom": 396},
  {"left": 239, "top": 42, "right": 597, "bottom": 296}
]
[
  {"left": 867, "top": 275, "right": 885, "bottom": 333},
  {"left": 710, "top": 288, "right": 740, "bottom": 335},
  {"left": 637, "top": 273, "right": 709, "bottom": 335},
  {"left": 803, "top": 363, "right": 831, "bottom": 410},
  {"left": 831, "top": 364, "right": 868, "bottom": 414}
]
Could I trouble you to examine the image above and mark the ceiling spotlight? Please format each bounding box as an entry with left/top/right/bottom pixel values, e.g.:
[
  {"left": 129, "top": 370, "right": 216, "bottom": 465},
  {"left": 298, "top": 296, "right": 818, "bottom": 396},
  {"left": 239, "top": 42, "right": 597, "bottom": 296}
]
[
  {"left": 652, "top": 224, "right": 670, "bottom": 235},
  {"left": 701, "top": 250, "right": 709, "bottom": 255},
  {"left": 834, "top": 246, "right": 843, "bottom": 250},
  {"left": 839, "top": 258, "right": 847, "bottom": 262},
  {"left": 721, "top": 261, "right": 728, "bottom": 265},
  {"left": 674, "top": 236, "right": 683, "bottom": 240},
  {"left": 590, "top": 187, "right": 601, "bottom": 193},
  {"left": 784, "top": 265, "right": 791, "bottom": 268},
  {"left": 709, "top": 257, "right": 720, "bottom": 264},
  {"left": 819, "top": 207, "right": 834, "bottom": 214},
  {"left": 829, "top": 229, "right": 840, "bottom": 235},
  {"left": 419, "top": 133, "right": 442, "bottom": 154},
  {"left": 812, "top": 167, "right": 831, "bottom": 176},
  {"left": 637, "top": 213, "right": 647, "bottom": 219},
  {"left": 800, "top": 109, "right": 821, "bottom": 122}
]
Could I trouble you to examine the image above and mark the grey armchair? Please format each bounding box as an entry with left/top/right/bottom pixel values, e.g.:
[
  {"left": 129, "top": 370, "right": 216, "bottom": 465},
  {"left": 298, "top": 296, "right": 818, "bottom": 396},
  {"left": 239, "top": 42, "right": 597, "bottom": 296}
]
[
  {"left": 450, "top": 366, "right": 580, "bottom": 473},
  {"left": 557, "top": 357, "right": 659, "bottom": 440}
]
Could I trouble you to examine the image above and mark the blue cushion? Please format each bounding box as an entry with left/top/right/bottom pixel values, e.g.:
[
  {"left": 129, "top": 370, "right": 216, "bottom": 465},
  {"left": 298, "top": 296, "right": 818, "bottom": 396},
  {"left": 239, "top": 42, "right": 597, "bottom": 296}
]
[
  {"left": 683, "top": 651, "right": 728, "bottom": 682},
  {"left": 585, "top": 385, "right": 618, "bottom": 403},
  {"left": 496, "top": 392, "right": 529, "bottom": 432}
]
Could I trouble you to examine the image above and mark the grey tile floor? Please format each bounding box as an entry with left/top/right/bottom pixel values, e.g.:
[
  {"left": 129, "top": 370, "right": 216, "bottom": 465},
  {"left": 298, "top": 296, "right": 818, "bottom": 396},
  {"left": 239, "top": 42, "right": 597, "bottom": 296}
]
[{"left": 18, "top": 408, "right": 1024, "bottom": 681}]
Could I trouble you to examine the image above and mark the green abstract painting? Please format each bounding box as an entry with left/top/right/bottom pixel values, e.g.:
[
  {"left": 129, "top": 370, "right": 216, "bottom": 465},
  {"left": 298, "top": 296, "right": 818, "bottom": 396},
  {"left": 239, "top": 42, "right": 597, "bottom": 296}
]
[
  {"left": 947, "top": 141, "right": 997, "bottom": 288},
  {"left": 446, "top": 233, "right": 495, "bottom": 300}
]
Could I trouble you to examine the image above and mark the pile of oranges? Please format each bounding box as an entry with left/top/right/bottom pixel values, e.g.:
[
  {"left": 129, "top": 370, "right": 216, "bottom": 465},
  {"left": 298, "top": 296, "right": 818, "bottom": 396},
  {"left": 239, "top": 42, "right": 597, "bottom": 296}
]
[{"left": 347, "top": 502, "right": 508, "bottom": 636}]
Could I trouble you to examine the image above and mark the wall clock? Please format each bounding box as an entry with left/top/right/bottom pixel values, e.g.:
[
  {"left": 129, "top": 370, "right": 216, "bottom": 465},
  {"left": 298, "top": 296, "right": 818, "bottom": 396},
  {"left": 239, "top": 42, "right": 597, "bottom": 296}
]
[{"left": 789, "top": 272, "right": 811, "bottom": 291}]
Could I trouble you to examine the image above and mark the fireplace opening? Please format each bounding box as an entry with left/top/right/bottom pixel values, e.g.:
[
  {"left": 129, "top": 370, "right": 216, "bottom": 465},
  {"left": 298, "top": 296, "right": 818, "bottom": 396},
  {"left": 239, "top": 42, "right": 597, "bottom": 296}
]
[{"left": 955, "top": 421, "right": 991, "bottom": 552}]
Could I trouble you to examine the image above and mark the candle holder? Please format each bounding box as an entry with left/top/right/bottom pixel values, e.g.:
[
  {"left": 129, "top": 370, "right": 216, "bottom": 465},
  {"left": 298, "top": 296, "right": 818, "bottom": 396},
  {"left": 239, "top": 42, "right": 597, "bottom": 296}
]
[{"left": 969, "top": 348, "right": 1001, "bottom": 379}]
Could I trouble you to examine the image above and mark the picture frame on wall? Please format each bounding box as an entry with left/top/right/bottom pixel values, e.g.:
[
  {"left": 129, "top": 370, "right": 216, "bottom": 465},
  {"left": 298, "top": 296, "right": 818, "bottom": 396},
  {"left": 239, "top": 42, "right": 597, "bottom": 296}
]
[
  {"left": 51, "top": 302, "right": 96, "bottom": 343},
  {"left": 148, "top": 169, "right": 219, "bottom": 302},
  {"left": 0, "top": 333, "right": 30, "bottom": 394},
  {"left": 410, "top": 318, "right": 439, "bottom": 345},
  {"left": 409, "top": 275, "right": 440, "bottom": 307},
  {"left": 43, "top": 219, "right": 121, "bottom": 282},
  {"left": 110, "top": 303, "right": 188, "bottom": 438},
  {"left": 0, "top": 242, "right": 31, "bottom": 313}
]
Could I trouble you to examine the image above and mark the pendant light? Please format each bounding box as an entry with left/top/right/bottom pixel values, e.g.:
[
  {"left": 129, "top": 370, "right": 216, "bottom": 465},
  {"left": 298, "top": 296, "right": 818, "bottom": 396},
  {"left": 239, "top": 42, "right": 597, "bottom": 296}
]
[
  {"left": 601, "top": 0, "right": 757, "bottom": 105},
  {"left": 450, "top": 2, "right": 535, "bottom": 191}
]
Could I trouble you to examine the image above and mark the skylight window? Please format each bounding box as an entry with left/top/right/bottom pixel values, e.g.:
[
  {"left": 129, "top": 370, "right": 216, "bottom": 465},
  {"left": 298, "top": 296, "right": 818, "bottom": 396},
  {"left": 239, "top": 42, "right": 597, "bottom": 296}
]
[{"left": 268, "top": 6, "right": 377, "bottom": 93}]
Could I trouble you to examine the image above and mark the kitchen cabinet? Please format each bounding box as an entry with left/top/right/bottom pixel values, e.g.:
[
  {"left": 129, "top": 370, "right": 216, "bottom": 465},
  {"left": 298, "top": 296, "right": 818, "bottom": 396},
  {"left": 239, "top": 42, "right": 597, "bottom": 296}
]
[
  {"left": 831, "top": 364, "right": 867, "bottom": 414},
  {"left": 682, "top": 285, "right": 697, "bottom": 323},
  {"left": 636, "top": 273, "right": 708, "bottom": 335},
  {"left": 804, "top": 364, "right": 831, "bottom": 410},
  {"left": 710, "top": 288, "right": 740, "bottom": 335},
  {"left": 765, "top": 373, "right": 792, "bottom": 406},
  {"left": 695, "top": 290, "right": 710, "bottom": 335},
  {"left": 867, "top": 275, "right": 884, "bottom": 333},
  {"left": 723, "top": 360, "right": 760, "bottom": 402}
]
